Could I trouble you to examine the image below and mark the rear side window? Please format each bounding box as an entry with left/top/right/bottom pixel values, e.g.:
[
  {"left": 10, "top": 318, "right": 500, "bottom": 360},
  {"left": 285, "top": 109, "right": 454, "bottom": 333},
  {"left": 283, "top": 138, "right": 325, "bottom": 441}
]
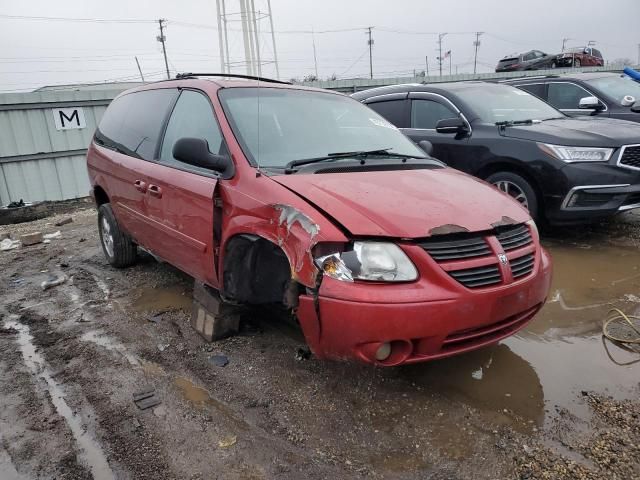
[
  {"left": 411, "top": 99, "right": 457, "bottom": 129},
  {"left": 159, "top": 90, "right": 226, "bottom": 173},
  {"left": 517, "top": 84, "right": 546, "bottom": 100},
  {"left": 366, "top": 100, "right": 407, "bottom": 127},
  {"left": 96, "top": 89, "right": 178, "bottom": 160},
  {"left": 547, "top": 83, "right": 592, "bottom": 109},
  {"left": 593, "top": 49, "right": 603, "bottom": 58}
]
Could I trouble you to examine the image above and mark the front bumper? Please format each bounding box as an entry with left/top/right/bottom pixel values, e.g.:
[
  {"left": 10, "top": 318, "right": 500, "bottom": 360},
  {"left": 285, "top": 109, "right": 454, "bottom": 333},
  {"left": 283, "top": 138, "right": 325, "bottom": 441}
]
[
  {"left": 542, "top": 160, "right": 640, "bottom": 224},
  {"left": 296, "top": 245, "right": 552, "bottom": 366}
]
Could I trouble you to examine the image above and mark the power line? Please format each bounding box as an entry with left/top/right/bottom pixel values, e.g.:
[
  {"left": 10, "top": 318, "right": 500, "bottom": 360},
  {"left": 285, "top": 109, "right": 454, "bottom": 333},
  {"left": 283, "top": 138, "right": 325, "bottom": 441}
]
[{"left": 0, "top": 13, "right": 154, "bottom": 23}]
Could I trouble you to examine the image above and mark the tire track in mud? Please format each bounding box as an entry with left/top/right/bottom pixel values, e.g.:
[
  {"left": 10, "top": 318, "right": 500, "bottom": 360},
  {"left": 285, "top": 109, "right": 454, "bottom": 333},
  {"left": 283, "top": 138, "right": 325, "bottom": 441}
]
[{"left": 3, "top": 316, "right": 115, "bottom": 480}]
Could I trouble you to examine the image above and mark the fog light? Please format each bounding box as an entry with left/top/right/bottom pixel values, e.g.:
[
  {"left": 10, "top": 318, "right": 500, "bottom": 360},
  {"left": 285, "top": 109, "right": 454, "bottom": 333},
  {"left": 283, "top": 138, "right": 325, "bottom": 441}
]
[{"left": 375, "top": 342, "right": 392, "bottom": 361}]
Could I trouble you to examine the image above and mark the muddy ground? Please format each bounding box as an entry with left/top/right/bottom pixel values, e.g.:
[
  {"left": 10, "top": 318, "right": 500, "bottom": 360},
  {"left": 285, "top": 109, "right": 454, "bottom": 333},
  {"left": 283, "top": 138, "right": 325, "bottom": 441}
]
[{"left": 0, "top": 205, "right": 639, "bottom": 480}]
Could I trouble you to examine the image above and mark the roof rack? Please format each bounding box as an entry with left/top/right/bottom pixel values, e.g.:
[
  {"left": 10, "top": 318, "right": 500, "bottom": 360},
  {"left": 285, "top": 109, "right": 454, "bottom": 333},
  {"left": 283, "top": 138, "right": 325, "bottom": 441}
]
[
  {"left": 497, "top": 74, "right": 560, "bottom": 83},
  {"left": 175, "top": 72, "right": 292, "bottom": 85}
]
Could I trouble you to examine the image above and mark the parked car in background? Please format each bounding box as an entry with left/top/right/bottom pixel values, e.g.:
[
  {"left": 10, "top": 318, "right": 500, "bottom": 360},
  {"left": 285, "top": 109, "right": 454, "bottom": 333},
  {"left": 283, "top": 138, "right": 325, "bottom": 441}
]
[
  {"left": 353, "top": 82, "right": 640, "bottom": 225},
  {"left": 556, "top": 47, "right": 604, "bottom": 67},
  {"left": 504, "top": 72, "right": 640, "bottom": 122},
  {"left": 495, "top": 50, "right": 558, "bottom": 72},
  {"left": 87, "top": 74, "right": 551, "bottom": 366}
]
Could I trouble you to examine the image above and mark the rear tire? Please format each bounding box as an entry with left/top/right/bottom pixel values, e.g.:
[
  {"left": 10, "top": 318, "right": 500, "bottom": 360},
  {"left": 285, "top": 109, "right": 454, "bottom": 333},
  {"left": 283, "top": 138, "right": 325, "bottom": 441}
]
[
  {"left": 486, "top": 172, "right": 540, "bottom": 221},
  {"left": 98, "top": 204, "right": 137, "bottom": 268}
]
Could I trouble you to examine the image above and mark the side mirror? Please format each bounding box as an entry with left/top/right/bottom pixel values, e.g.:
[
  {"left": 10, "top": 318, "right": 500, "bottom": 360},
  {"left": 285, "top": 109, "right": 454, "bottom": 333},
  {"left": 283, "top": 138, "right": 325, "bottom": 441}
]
[
  {"left": 578, "top": 96, "right": 603, "bottom": 111},
  {"left": 435, "top": 117, "right": 468, "bottom": 134},
  {"left": 172, "top": 137, "right": 231, "bottom": 174},
  {"left": 418, "top": 140, "right": 433, "bottom": 156}
]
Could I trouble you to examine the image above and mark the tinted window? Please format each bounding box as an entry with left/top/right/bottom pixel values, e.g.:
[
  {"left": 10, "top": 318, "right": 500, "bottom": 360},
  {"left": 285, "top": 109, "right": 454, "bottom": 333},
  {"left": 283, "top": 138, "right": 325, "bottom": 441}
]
[
  {"left": 455, "top": 84, "right": 561, "bottom": 123},
  {"left": 219, "top": 88, "right": 424, "bottom": 168},
  {"left": 586, "top": 75, "right": 640, "bottom": 103},
  {"left": 411, "top": 99, "right": 457, "bottom": 129},
  {"left": 159, "top": 90, "right": 226, "bottom": 173},
  {"left": 547, "top": 83, "right": 592, "bottom": 109},
  {"left": 593, "top": 49, "right": 603, "bottom": 58},
  {"left": 366, "top": 100, "right": 407, "bottom": 126},
  {"left": 523, "top": 52, "right": 536, "bottom": 61},
  {"left": 97, "top": 89, "right": 178, "bottom": 160},
  {"left": 517, "top": 84, "right": 546, "bottom": 99}
]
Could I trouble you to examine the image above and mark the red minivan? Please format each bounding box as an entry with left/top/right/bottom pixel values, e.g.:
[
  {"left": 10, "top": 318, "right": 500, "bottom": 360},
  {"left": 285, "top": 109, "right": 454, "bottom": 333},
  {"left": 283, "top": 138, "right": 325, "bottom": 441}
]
[{"left": 87, "top": 74, "right": 552, "bottom": 366}]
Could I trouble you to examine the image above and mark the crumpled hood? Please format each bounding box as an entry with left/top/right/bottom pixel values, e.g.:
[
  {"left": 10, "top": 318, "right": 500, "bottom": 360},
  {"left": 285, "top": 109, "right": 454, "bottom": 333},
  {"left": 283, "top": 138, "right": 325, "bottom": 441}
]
[
  {"left": 499, "top": 116, "right": 640, "bottom": 147},
  {"left": 271, "top": 168, "right": 530, "bottom": 238}
]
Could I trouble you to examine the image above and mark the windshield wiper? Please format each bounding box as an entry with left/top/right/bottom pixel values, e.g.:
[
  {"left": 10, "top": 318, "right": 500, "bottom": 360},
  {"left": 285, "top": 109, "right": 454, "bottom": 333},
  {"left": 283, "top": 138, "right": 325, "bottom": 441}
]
[
  {"left": 495, "top": 119, "right": 539, "bottom": 126},
  {"left": 284, "top": 148, "right": 425, "bottom": 172}
]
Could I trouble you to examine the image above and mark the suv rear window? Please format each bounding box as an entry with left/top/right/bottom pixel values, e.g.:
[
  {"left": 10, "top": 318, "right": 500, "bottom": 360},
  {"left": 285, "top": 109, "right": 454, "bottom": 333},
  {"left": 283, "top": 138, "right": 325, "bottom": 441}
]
[{"left": 96, "top": 89, "right": 178, "bottom": 160}]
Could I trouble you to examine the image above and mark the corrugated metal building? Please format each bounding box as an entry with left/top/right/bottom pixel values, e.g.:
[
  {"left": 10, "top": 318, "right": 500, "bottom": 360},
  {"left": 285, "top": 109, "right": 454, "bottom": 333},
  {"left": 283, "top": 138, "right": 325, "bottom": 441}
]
[{"left": 0, "top": 88, "right": 121, "bottom": 205}]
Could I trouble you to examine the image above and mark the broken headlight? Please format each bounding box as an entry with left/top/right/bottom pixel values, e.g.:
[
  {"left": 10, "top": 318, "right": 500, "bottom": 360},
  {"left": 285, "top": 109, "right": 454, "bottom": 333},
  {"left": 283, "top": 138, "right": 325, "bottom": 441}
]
[{"left": 315, "top": 241, "right": 418, "bottom": 282}]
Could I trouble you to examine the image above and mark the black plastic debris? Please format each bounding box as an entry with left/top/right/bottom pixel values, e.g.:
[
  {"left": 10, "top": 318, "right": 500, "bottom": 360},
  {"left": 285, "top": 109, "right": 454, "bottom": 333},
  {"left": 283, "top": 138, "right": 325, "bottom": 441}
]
[
  {"left": 7, "top": 199, "right": 25, "bottom": 209},
  {"left": 208, "top": 354, "right": 229, "bottom": 367},
  {"left": 133, "top": 388, "right": 161, "bottom": 410},
  {"left": 295, "top": 347, "right": 311, "bottom": 361}
]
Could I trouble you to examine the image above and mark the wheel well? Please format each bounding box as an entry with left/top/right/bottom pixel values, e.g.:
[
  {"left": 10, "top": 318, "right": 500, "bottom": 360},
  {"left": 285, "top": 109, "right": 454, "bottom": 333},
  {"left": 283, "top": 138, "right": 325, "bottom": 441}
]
[
  {"left": 475, "top": 162, "right": 545, "bottom": 211},
  {"left": 222, "top": 234, "right": 299, "bottom": 307},
  {"left": 93, "top": 186, "right": 110, "bottom": 207}
]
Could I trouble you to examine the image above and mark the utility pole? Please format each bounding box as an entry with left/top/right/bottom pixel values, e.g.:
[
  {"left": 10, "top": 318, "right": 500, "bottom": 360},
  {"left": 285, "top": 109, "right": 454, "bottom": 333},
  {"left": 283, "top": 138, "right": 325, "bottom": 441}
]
[
  {"left": 157, "top": 19, "right": 170, "bottom": 79},
  {"left": 312, "top": 28, "right": 319, "bottom": 79},
  {"left": 135, "top": 56, "right": 145, "bottom": 82},
  {"left": 449, "top": 52, "right": 452, "bottom": 76},
  {"left": 425, "top": 56, "right": 429, "bottom": 77},
  {"left": 438, "top": 33, "right": 447, "bottom": 77},
  {"left": 562, "top": 37, "right": 571, "bottom": 52},
  {"left": 366, "top": 27, "right": 374, "bottom": 79},
  {"left": 638, "top": 44, "right": 640, "bottom": 66},
  {"left": 473, "top": 32, "right": 483, "bottom": 74},
  {"left": 266, "top": 0, "right": 280, "bottom": 79},
  {"left": 215, "top": 0, "right": 226, "bottom": 73}
]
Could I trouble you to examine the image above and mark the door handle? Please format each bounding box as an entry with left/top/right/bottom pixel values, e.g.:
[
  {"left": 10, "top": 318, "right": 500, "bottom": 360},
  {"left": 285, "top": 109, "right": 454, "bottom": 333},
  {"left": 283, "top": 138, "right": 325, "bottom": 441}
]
[
  {"left": 148, "top": 184, "right": 163, "bottom": 198},
  {"left": 134, "top": 180, "right": 147, "bottom": 193}
]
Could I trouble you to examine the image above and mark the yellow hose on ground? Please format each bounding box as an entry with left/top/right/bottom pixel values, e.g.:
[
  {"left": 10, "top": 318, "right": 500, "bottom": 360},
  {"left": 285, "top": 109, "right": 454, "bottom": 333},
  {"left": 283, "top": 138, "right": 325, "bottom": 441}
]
[{"left": 603, "top": 308, "right": 640, "bottom": 345}]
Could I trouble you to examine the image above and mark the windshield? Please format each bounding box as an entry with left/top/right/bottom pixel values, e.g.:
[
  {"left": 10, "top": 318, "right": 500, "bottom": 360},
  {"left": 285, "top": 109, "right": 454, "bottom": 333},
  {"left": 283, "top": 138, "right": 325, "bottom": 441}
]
[
  {"left": 218, "top": 87, "right": 425, "bottom": 168},
  {"left": 586, "top": 76, "right": 640, "bottom": 104},
  {"left": 456, "top": 84, "right": 562, "bottom": 123}
]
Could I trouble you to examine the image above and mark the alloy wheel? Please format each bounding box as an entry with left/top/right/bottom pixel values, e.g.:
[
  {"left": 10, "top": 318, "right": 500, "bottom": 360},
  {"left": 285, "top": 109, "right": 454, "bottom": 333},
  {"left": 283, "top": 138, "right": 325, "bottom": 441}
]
[
  {"left": 101, "top": 216, "right": 114, "bottom": 257},
  {"left": 493, "top": 180, "right": 529, "bottom": 210}
]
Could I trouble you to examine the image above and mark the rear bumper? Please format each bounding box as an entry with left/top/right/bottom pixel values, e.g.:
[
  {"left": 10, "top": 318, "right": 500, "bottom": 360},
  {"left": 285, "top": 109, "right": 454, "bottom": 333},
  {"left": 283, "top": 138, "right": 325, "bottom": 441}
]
[{"left": 296, "top": 248, "right": 552, "bottom": 366}]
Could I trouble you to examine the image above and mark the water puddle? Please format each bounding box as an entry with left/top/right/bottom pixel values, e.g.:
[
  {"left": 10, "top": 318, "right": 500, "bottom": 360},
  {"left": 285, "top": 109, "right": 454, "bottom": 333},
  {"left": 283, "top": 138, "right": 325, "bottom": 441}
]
[
  {"left": 174, "top": 376, "right": 249, "bottom": 431},
  {"left": 130, "top": 285, "right": 193, "bottom": 313},
  {"left": 80, "top": 330, "right": 139, "bottom": 367},
  {"left": 4, "top": 318, "right": 115, "bottom": 480},
  {"left": 403, "top": 242, "right": 640, "bottom": 430}
]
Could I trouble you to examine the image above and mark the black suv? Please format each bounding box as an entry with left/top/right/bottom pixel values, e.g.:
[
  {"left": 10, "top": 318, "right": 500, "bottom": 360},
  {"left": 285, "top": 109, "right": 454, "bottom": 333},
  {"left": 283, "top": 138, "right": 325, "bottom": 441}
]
[
  {"left": 504, "top": 73, "right": 640, "bottom": 123},
  {"left": 352, "top": 82, "right": 640, "bottom": 225}
]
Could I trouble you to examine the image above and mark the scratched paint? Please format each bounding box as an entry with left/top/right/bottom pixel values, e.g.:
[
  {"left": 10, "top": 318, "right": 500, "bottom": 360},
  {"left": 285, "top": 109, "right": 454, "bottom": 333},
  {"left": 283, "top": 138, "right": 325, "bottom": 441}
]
[{"left": 274, "top": 204, "right": 320, "bottom": 239}]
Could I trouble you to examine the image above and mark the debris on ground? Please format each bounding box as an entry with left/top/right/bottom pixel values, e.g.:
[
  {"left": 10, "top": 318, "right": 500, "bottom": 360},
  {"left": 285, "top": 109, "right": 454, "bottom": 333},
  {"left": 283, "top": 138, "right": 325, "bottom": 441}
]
[
  {"left": 148, "top": 311, "right": 166, "bottom": 324},
  {"left": 55, "top": 217, "right": 73, "bottom": 227},
  {"left": 43, "top": 231, "right": 62, "bottom": 240},
  {"left": 208, "top": 354, "right": 229, "bottom": 367},
  {"left": 41, "top": 274, "right": 67, "bottom": 291},
  {"left": 157, "top": 343, "right": 169, "bottom": 352},
  {"left": 0, "top": 232, "right": 10, "bottom": 241},
  {"left": 133, "top": 388, "right": 162, "bottom": 410},
  {"left": 1, "top": 238, "right": 20, "bottom": 251},
  {"left": 20, "top": 231, "right": 43, "bottom": 246},
  {"left": 295, "top": 347, "right": 311, "bottom": 361},
  {"left": 7, "top": 199, "right": 25, "bottom": 208},
  {"left": 218, "top": 436, "right": 237, "bottom": 448}
]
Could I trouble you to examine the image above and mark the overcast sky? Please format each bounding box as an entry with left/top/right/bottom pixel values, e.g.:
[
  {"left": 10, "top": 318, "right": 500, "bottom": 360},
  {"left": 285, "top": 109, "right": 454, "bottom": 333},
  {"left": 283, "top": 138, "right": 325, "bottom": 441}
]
[{"left": 0, "top": 0, "right": 638, "bottom": 92}]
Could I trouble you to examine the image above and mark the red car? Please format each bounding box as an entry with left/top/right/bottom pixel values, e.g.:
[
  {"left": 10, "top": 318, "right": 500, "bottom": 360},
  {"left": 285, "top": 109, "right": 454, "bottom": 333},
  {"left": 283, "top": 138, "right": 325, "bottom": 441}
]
[
  {"left": 87, "top": 74, "right": 552, "bottom": 366},
  {"left": 557, "top": 47, "right": 604, "bottom": 68}
]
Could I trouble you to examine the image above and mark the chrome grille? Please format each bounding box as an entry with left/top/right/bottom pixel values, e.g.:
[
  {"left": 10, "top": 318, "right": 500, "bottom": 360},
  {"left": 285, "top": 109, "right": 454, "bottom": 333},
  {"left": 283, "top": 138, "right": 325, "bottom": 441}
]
[
  {"left": 620, "top": 145, "right": 640, "bottom": 169},
  {"left": 496, "top": 224, "right": 532, "bottom": 251},
  {"left": 419, "top": 235, "right": 490, "bottom": 261},
  {"left": 448, "top": 264, "right": 502, "bottom": 288},
  {"left": 510, "top": 253, "right": 535, "bottom": 279}
]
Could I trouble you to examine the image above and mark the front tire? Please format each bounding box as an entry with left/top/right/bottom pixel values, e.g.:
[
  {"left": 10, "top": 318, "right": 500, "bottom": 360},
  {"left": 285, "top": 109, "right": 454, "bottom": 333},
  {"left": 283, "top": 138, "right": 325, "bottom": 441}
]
[
  {"left": 98, "top": 204, "right": 137, "bottom": 268},
  {"left": 486, "top": 172, "right": 540, "bottom": 221}
]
